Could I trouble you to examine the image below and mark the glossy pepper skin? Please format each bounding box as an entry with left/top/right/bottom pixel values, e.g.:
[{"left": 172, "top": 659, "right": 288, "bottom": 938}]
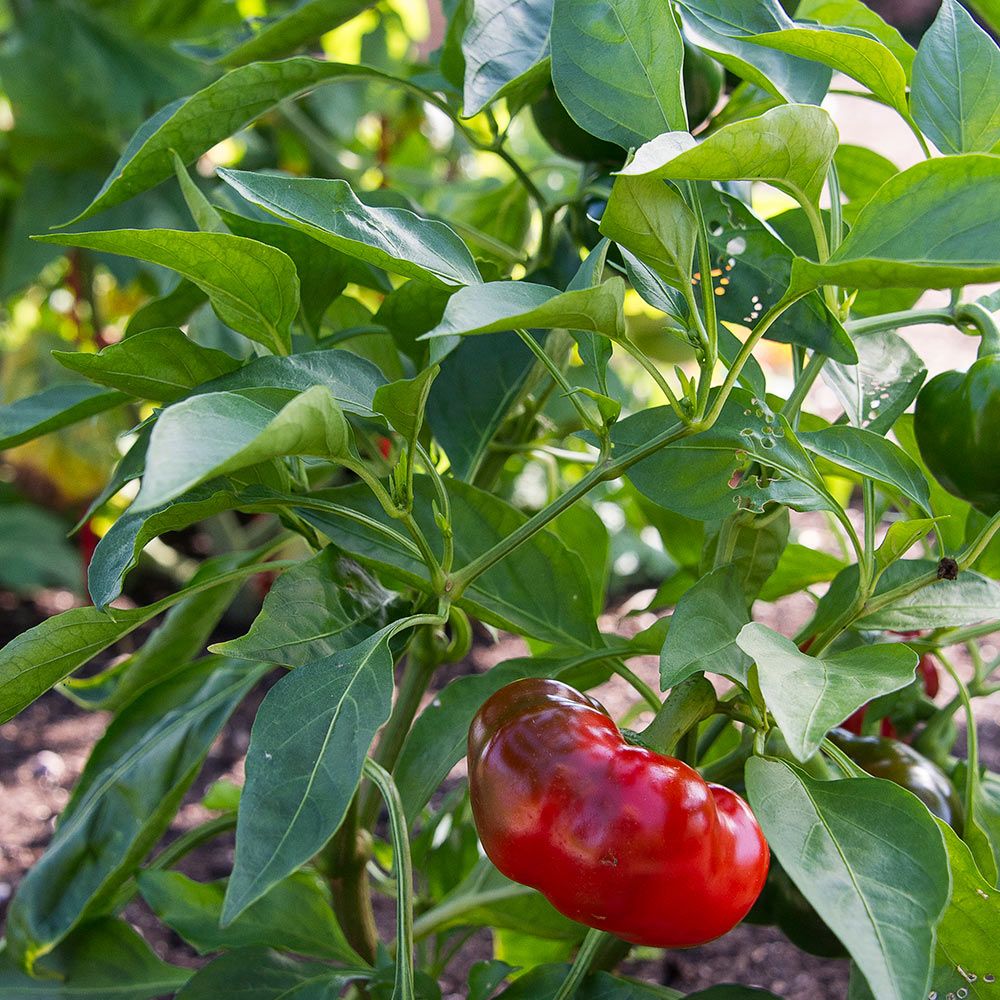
[
  {"left": 914, "top": 353, "right": 1000, "bottom": 515},
  {"left": 830, "top": 728, "right": 964, "bottom": 831},
  {"left": 468, "top": 678, "right": 770, "bottom": 948}
]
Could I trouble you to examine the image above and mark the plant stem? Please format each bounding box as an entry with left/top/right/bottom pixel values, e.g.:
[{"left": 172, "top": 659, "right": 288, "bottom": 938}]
[
  {"left": 936, "top": 652, "right": 982, "bottom": 852},
  {"left": 554, "top": 929, "right": 607, "bottom": 1000},
  {"left": 365, "top": 758, "right": 415, "bottom": 1000},
  {"left": 638, "top": 676, "right": 717, "bottom": 754},
  {"left": 844, "top": 308, "right": 956, "bottom": 336},
  {"left": 516, "top": 329, "right": 602, "bottom": 434},
  {"left": 327, "top": 797, "right": 379, "bottom": 963},
  {"left": 617, "top": 336, "right": 688, "bottom": 422},
  {"left": 781, "top": 350, "right": 827, "bottom": 422},
  {"left": 685, "top": 182, "right": 719, "bottom": 360}
]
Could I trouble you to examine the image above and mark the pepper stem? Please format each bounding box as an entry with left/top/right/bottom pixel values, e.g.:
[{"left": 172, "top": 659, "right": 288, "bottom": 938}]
[{"left": 633, "top": 676, "right": 717, "bottom": 758}]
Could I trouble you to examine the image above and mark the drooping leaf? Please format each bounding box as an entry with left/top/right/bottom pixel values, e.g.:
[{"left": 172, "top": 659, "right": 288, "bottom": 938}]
[
  {"left": 6, "top": 657, "right": 266, "bottom": 966},
  {"left": 747, "top": 25, "right": 908, "bottom": 114},
  {"left": 746, "top": 757, "right": 950, "bottom": 1000},
  {"left": 0, "top": 918, "right": 189, "bottom": 999},
  {"left": 796, "top": 0, "right": 914, "bottom": 74},
  {"left": 700, "top": 507, "right": 791, "bottom": 605},
  {"left": 737, "top": 624, "right": 917, "bottom": 760},
  {"left": 138, "top": 869, "right": 360, "bottom": 962},
  {"left": 218, "top": 0, "right": 376, "bottom": 67},
  {"left": 35, "top": 230, "right": 299, "bottom": 355},
  {"left": 53, "top": 328, "right": 241, "bottom": 402},
  {"left": 659, "top": 565, "right": 752, "bottom": 689},
  {"left": 300, "top": 477, "right": 601, "bottom": 647},
  {"left": 873, "top": 519, "right": 939, "bottom": 579},
  {"left": 619, "top": 103, "right": 838, "bottom": 206},
  {"left": 758, "top": 542, "right": 845, "bottom": 602},
  {"left": 421, "top": 279, "right": 627, "bottom": 344},
  {"left": 822, "top": 329, "right": 926, "bottom": 434},
  {"left": 910, "top": 0, "right": 1000, "bottom": 155},
  {"left": 218, "top": 169, "right": 482, "bottom": 288},
  {"left": 462, "top": 0, "right": 553, "bottom": 115},
  {"left": 67, "top": 58, "right": 444, "bottom": 223},
  {"left": 134, "top": 386, "right": 351, "bottom": 511},
  {"left": 223, "top": 624, "right": 401, "bottom": 922},
  {"left": 791, "top": 155, "right": 1000, "bottom": 290},
  {"left": 800, "top": 426, "right": 931, "bottom": 511},
  {"left": 550, "top": 0, "right": 686, "bottom": 148},
  {"left": 566, "top": 241, "right": 615, "bottom": 393},
  {"left": 675, "top": 0, "right": 831, "bottom": 105},
  {"left": 0, "top": 385, "right": 128, "bottom": 451},
  {"left": 214, "top": 548, "right": 394, "bottom": 666}
]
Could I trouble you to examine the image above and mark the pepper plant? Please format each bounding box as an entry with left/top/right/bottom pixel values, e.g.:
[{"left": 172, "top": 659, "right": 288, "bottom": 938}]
[{"left": 2, "top": 0, "right": 1000, "bottom": 998}]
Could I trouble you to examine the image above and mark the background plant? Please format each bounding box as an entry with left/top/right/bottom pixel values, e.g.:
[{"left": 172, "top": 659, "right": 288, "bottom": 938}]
[{"left": 1, "top": 0, "right": 1000, "bottom": 998}]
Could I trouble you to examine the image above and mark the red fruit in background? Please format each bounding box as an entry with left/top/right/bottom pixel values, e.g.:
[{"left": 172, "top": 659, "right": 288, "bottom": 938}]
[
  {"left": 919, "top": 655, "right": 940, "bottom": 699},
  {"left": 378, "top": 436, "right": 392, "bottom": 460},
  {"left": 468, "top": 678, "right": 770, "bottom": 948}
]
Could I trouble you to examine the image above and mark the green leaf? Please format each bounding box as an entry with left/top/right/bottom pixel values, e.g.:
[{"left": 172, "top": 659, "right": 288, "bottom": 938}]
[
  {"left": 6, "top": 657, "right": 265, "bottom": 966},
  {"left": 911, "top": 0, "right": 1000, "bottom": 155},
  {"left": 701, "top": 508, "right": 790, "bottom": 605},
  {"left": 736, "top": 624, "right": 917, "bottom": 760},
  {"left": 834, "top": 144, "right": 900, "bottom": 215},
  {"left": 300, "top": 477, "right": 600, "bottom": 647},
  {"left": 53, "top": 328, "right": 241, "bottom": 402},
  {"left": 747, "top": 25, "right": 908, "bottom": 114},
  {"left": 566, "top": 241, "right": 615, "bottom": 393},
  {"left": 213, "top": 548, "right": 394, "bottom": 666},
  {"left": 218, "top": 169, "right": 482, "bottom": 288},
  {"left": 620, "top": 103, "right": 838, "bottom": 205},
  {"left": 932, "top": 823, "right": 1000, "bottom": 995},
  {"left": 551, "top": 502, "right": 610, "bottom": 615},
  {"left": 758, "top": 542, "right": 845, "bottom": 602},
  {"left": 138, "top": 869, "right": 360, "bottom": 962},
  {"left": 0, "top": 384, "right": 128, "bottom": 451},
  {"left": 696, "top": 187, "right": 856, "bottom": 362},
  {"left": 424, "top": 332, "right": 535, "bottom": 480},
  {"left": 193, "top": 349, "right": 387, "bottom": 417},
  {"left": 175, "top": 948, "right": 363, "bottom": 1000},
  {"left": 0, "top": 918, "right": 189, "bottom": 999},
  {"left": 550, "top": 0, "right": 685, "bottom": 148},
  {"left": 615, "top": 390, "right": 835, "bottom": 521},
  {"left": 172, "top": 151, "right": 227, "bottom": 233},
  {"left": 124, "top": 279, "right": 209, "bottom": 337},
  {"left": 791, "top": 155, "right": 1000, "bottom": 290},
  {"left": 461, "top": 0, "right": 553, "bottom": 115},
  {"left": 795, "top": 0, "right": 914, "bottom": 74},
  {"left": 0, "top": 506, "right": 82, "bottom": 595},
  {"left": 675, "top": 0, "right": 831, "bottom": 105},
  {"left": 822, "top": 329, "right": 926, "bottom": 435},
  {"left": 35, "top": 230, "right": 299, "bottom": 355},
  {"left": 659, "top": 565, "right": 752, "bottom": 689},
  {"left": 67, "top": 58, "right": 439, "bottom": 223},
  {"left": 421, "top": 279, "right": 627, "bottom": 344},
  {"left": 800, "top": 425, "right": 931, "bottom": 511},
  {"left": 600, "top": 176, "right": 697, "bottom": 291},
  {"left": 396, "top": 650, "right": 617, "bottom": 821},
  {"left": 859, "top": 567, "right": 1000, "bottom": 631},
  {"left": 874, "top": 519, "right": 939, "bottom": 579},
  {"left": 219, "top": 0, "right": 376, "bottom": 67},
  {"left": 746, "top": 757, "right": 950, "bottom": 1000},
  {"left": 134, "top": 386, "right": 351, "bottom": 511},
  {"left": 373, "top": 365, "right": 439, "bottom": 443},
  {"left": 0, "top": 550, "right": 276, "bottom": 721},
  {"left": 223, "top": 624, "right": 399, "bottom": 922}
]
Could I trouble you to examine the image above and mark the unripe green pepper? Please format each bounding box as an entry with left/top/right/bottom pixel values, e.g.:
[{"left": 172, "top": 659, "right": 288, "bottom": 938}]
[
  {"left": 915, "top": 321, "right": 1000, "bottom": 515},
  {"left": 830, "top": 728, "right": 964, "bottom": 832}
]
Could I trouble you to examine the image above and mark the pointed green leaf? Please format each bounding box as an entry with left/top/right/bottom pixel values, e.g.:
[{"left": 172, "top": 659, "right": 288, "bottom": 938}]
[
  {"left": 758, "top": 542, "right": 845, "bottom": 602},
  {"left": 218, "top": 169, "right": 482, "bottom": 288},
  {"left": 6, "top": 658, "right": 265, "bottom": 965},
  {"left": 53, "top": 328, "right": 241, "bottom": 402},
  {"left": 791, "top": 155, "right": 1000, "bottom": 290},
  {"left": 172, "top": 150, "right": 227, "bottom": 232},
  {"left": 134, "top": 386, "right": 351, "bottom": 511},
  {"left": 0, "top": 385, "right": 128, "bottom": 451},
  {"left": 138, "top": 869, "right": 361, "bottom": 963},
  {"left": 421, "top": 279, "right": 627, "bottom": 343},
  {"left": 737, "top": 623, "right": 918, "bottom": 760},
  {"left": 462, "top": 0, "right": 553, "bottom": 114},
  {"left": 223, "top": 625, "right": 399, "bottom": 922},
  {"left": 619, "top": 103, "right": 838, "bottom": 205},
  {"left": 35, "top": 230, "right": 299, "bottom": 355},
  {"left": 213, "top": 548, "right": 394, "bottom": 666},
  {"left": 659, "top": 565, "right": 752, "bottom": 689},
  {"left": 550, "top": 0, "right": 686, "bottom": 148},
  {"left": 746, "top": 757, "right": 950, "bottom": 1000},
  {"left": 874, "top": 519, "right": 939, "bottom": 578},
  {"left": 0, "top": 918, "right": 189, "bottom": 999},
  {"left": 373, "top": 365, "right": 439, "bottom": 442},
  {"left": 747, "top": 26, "right": 908, "bottom": 114},
  {"left": 911, "top": 0, "right": 1000, "bottom": 155}
]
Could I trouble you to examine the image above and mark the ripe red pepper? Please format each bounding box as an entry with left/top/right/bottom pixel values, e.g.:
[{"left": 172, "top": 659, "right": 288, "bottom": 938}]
[{"left": 467, "top": 678, "right": 769, "bottom": 948}]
